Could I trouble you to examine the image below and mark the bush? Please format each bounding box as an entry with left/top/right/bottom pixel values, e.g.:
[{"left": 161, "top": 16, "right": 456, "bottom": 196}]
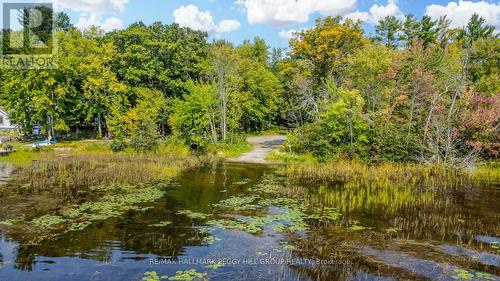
[
  {"left": 110, "top": 139, "right": 127, "bottom": 152},
  {"left": 130, "top": 118, "right": 161, "bottom": 152}
]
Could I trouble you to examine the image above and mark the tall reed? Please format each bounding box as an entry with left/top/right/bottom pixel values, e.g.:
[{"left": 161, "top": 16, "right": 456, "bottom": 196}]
[
  {"left": 280, "top": 160, "right": 499, "bottom": 188},
  {"left": 5, "top": 152, "right": 209, "bottom": 199}
]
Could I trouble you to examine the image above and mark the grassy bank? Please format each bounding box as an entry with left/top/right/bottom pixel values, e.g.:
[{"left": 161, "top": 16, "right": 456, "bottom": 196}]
[
  {"left": 0, "top": 139, "right": 213, "bottom": 199},
  {"left": 279, "top": 159, "right": 500, "bottom": 188},
  {"left": 0, "top": 139, "right": 214, "bottom": 244},
  {"left": 206, "top": 139, "right": 252, "bottom": 158}
]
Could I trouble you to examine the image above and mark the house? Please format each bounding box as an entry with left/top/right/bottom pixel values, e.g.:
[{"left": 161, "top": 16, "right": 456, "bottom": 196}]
[{"left": 0, "top": 108, "right": 16, "bottom": 130}]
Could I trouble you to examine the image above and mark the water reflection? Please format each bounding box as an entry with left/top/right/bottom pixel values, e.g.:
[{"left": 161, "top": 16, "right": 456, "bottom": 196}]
[{"left": 0, "top": 162, "right": 498, "bottom": 280}]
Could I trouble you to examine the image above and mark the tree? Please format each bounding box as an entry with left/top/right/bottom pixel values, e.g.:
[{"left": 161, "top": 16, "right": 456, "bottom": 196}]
[
  {"left": 0, "top": 67, "right": 74, "bottom": 140},
  {"left": 277, "top": 58, "right": 317, "bottom": 125},
  {"left": 400, "top": 14, "right": 420, "bottom": 47},
  {"left": 468, "top": 38, "right": 500, "bottom": 95},
  {"left": 60, "top": 28, "right": 127, "bottom": 137},
  {"left": 55, "top": 12, "right": 73, "bottom": 31},
  {"left": 418, "top": 16, "right": 438, "bottom": 47},
  {"left": 347, "top": 43, "right": 393, "bottom": 114},
  {"left": 211, "top": 41, "right": 236, "bottom": 141},
  {"left": 289, "top": 85, "right": 370, "bottom": 160},
  {"left": 230, "top": 52, "right": 282, "bottom": 132},
  {"left": 109, "top": 22, "right": 209, "bottom": 97},
  {"left": 108, "top": 87, "right": 165, "bottom": 152},
  {"left": 237, "top": 37, "right": 269, "bottom": 63},
  {"left": 374, "top": 16, "right": 402, "bottom": 48},
  {"left": 459, "top": 13, "right": 496, "bottom": 44},
  {"left": 290, "top": 16, "right": 366, "bottom": 86},
  {"left": 169, "top": 81, "right": 219, "bottom": 145}
]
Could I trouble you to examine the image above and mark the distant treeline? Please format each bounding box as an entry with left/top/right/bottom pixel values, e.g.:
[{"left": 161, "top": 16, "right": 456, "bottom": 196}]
[{"left": 0, "top": 12, "right": 498, "bottom": 166}]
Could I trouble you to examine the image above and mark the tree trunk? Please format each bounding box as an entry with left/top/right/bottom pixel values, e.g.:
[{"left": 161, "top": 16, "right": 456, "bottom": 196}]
[
  {"left": 97, "top": 116, "right": 103, "bottom": 138},
  {"left": 217, "top": 68, "right": 227, "bottom": 141}
]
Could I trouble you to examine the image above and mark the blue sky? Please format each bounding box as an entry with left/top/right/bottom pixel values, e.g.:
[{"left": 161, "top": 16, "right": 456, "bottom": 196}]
[{"left": 55, "top": 0, "right": 500, "bottom": 48}]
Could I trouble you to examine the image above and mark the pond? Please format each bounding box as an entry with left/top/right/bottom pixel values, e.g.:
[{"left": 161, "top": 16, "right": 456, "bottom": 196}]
[{"left": 0, "top": 162, "right": 498, "bottom": 281}]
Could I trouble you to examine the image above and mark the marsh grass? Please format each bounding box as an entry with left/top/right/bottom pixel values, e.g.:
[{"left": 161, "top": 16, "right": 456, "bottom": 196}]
[
  {"left": 207, "top": 139, "right": 252, "bottom": 158},
  {"left": 3, "top": 150, "right": 208, "bottom": 199},
  {"left": 280, "top": 160, "right": 499, "bottom": 188}
]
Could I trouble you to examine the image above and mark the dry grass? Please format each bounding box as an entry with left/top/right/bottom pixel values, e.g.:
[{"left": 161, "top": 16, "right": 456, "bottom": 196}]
[
  {"left": 280, "top": 159, "right": 499, "bottom": 188},
  {"left": 5, "top": 151, "right": 210, "bottom": 199}
]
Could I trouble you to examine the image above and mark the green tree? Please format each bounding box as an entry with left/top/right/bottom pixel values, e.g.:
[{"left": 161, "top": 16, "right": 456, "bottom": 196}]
[
  {"left": 232, "top": 39, "right": 282, "bottom": 132},
  {"left": 400, "top": 14, "right": 420, "bottom": 47},
  {"left": 468, "top": 38, "right": 500, "bottom": 95},
  {"left": 55, "top": 12, "right": 73, "bottom": 31},
  {"left": 169, "top": 81, "right": 219, "bottom": 146},
  {"left": 211, "top": 41, "right": 237, "bottom": 141},
  {"left": 418, "top": 16, "right": 438, "bottom": 47},
  {"left": 290, "top": 85, "right": 370, "bottom": 160},
  {"left": 109, "top": 22, "right": 209, "bottom": 96},
  {"left": 60, "top": 28, "right": 127, "bottom": 137},
  {"left": 108, "top": 87, "right": 165, "bottom": 152},
  {"left": 374, "top": 16, "right": 402, "bottom": 48},
  {"left": 347, "top": 43, "right": 393, "bottom": 114},
  {"left": 459, "top": 13, "right": 496, "bottom": 44}
]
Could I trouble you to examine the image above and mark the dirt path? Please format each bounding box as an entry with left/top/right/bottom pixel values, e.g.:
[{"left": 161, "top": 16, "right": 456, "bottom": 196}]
[{"left": 227, "top": 135, "right": 286, "bottom": 164}]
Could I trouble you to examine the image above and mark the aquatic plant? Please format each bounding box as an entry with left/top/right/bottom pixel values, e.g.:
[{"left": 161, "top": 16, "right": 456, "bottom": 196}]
[
  {"left": 349, "top": 220, "right": 371, "bottom": 231},
  {"left": 25, "top": 183, "right": 166, "bottom": 235},
  {"left": 385, "top": 227, "right": 402, "bottom": 233},
  {"left": 176, "top": 210, "right": 211, "bottom": 220},
  {"left": 281, "top": 242, "right": 296, "bottom": 251},
  {"left": 142, "top": 271, "right": 164, "bottom": 281},
  {"left": 231, "top": 178, "right": 250, "bottom": 185},
  {"left": 0, "top": 219, "right": 17, "bottom": 226},
  {"left": 168, "top": 269, "right": 207, "bottom": 281},
  {"left": 205, "top": 262, "right": 224, "bottom": 269},
  {"left": 207, "top": 218, "right": 262, "bottom": 234},
  {"left": 31, "top": 215, "right": 66, "bottom": 228},
  {"left": 349, "top": 224, "right": 368, "bottom": 231},
  {"left": 451, "top": 269, "right": 497, "bottom": 280},
  {"left": 207, "top": 204, "right": 311, "bottom": 235},
  {"left": 149, "top": 221, "right": 172, "bottom": 227},
  {"left": 206, "top": 174, "right": 348, "bottom": 236},
  {"left": 213, "top": 195, "right": 260, "bottom": 211},
  {"left": 142, "top": 269, "right": 207, "bottom": 281},
  {"left": 202, "top": 235, "right": 221, "bottom": 245}
]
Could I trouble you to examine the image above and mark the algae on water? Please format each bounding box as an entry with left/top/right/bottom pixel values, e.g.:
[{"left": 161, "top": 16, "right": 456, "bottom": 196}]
[
  {"left": 176, "top": 210, "right": 211, "bottom": 220},
  {"left": 25, "top": 183, "right": 168, "bottom": 236}
]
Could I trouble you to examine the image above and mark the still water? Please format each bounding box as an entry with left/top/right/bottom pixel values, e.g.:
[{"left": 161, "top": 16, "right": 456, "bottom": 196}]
[{"left": 0, "top": 162, "right": 498, "bottom": 281}]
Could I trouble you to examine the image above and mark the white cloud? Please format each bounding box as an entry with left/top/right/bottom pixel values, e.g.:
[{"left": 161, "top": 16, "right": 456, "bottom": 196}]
[
  {"left": 174, "top": 5, "right": 216, "bottom": 32},
  {"left": 236, "top": 0, "right": 357, "bottom": 26},
  {"left": 217, "top": 20, "right": 241, "bottom": 33},
  {"left": 56, "top": 0, "right": 129, "bottom": 14},
  {"left": 173, "top": 5, "right": 241, "bottom": 34},
  {"left": 343, "top": 0, "right": 402, "bottom": 24},
  {"left": 55, "top": 0, "right": 128, "bottom": 32},
  {"left": 278, "top": 29, "right": 295, "bottom": 39},
  {"left": 426, "top": 0, "right": 500, "bottom": 31},
  {"left": 345, "top": 11, "right": 370, "bottom": 22},
  {"left": 278, "top": 27, "right": 308, "bottom": 39},
  {"left": 368, "top": 0, "right": 403, "bottom": 23},
  {"left": 76, "top": 13, "right": 123, "bottom": 31}
]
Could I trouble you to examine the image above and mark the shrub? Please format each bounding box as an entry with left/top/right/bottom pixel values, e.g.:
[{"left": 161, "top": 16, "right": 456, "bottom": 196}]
[{"left": 110, "top": 139, "right": 127, "bottom": 152}]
